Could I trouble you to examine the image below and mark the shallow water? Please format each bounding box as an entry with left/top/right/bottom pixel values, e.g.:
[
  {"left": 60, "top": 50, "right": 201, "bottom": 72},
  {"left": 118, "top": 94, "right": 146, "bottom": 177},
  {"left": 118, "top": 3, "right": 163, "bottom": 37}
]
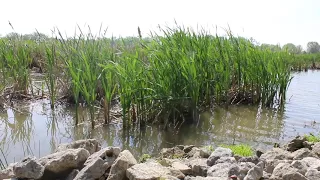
[{"left": 0, "top": 70, "right": 320, "bottom": 163}]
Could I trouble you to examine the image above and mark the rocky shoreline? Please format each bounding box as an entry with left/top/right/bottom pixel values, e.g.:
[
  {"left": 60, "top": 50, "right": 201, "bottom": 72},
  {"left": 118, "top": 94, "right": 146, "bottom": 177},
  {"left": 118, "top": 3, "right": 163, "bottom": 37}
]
[{"left": 1, "top": 136, "right": 320, "bottom": 180}]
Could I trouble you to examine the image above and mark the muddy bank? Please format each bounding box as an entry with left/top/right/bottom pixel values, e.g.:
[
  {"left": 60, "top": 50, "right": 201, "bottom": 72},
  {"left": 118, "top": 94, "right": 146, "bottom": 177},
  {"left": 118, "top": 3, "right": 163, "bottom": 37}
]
[{"left": 1, "top": 136, "right": 320, "bottom": 180}]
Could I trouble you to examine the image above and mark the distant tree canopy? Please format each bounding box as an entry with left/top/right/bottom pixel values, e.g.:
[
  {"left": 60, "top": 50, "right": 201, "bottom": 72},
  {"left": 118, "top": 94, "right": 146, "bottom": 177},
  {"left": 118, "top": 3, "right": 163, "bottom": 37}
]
[
  {"left": 260, "top": 43, "right": 282, "bottom": 52},
  {"left": 282, "top": 43, "right": 303, "bottom": 54},
  {"left": 1, "top": 31, "right": 319, "bottom": 56},
  {"left": 307, "top": 41, "right": 320, "bottom": 53},
  {"left": 4, "top": 32, "right": 48, "bottom": 42},
  {"left": 5, "top": 32, "right": 20, "bottom": 40}
]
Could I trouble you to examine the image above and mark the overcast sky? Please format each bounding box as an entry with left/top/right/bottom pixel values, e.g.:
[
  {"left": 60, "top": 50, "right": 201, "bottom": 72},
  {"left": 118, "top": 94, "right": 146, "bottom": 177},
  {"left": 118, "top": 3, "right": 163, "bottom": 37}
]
[{"left": 0, "top": 0, "right": 319, "bottom": 48}]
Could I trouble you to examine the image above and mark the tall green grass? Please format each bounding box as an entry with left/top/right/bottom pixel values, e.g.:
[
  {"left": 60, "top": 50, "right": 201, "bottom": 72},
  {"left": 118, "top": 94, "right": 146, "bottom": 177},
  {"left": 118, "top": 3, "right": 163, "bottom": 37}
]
[
  {"left": 44, "top": 43, "right": 57, "bottom": 109},
  {"left": 289, "top": 53, "right": 320, "bottom": 71},
  {"left": 0, "top": 38, "right": 32, "bottom": 96},
  {"left": 0, "top": 25, "right": 294, "bottom": 129}
]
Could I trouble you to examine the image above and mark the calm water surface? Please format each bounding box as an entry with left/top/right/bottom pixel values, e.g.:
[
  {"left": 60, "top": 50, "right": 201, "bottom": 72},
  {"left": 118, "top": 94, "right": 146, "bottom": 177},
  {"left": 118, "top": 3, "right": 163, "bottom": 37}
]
[{"left": 0, "top": 70, "right": 320, "bottom": 163}]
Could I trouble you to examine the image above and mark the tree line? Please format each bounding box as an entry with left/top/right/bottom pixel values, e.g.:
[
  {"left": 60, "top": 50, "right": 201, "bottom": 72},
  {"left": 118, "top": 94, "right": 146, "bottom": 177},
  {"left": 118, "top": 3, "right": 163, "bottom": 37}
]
[
  {"left": 1, "top": 31, "right": 320, "bottom": 54},
  {"left": 259, "top": 42, "right": 320, "bottom": 54}
]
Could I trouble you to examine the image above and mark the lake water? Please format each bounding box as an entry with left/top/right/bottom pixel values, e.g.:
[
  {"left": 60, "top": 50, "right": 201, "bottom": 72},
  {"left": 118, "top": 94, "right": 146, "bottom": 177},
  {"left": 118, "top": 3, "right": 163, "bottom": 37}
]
[{"left": 0, "top": 70, "right": 320, "bottom": 163}]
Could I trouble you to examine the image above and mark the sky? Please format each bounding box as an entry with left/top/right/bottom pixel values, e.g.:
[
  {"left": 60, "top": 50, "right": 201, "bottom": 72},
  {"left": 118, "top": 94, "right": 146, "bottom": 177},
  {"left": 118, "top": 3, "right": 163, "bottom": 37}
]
[{"left": 0, "top": 0, "right": 319, "bottom": 49}]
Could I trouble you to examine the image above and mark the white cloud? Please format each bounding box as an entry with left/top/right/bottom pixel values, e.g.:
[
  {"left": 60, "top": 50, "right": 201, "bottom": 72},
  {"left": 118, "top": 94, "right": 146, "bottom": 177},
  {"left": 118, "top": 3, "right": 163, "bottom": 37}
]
[{"left": 1, "top": 0, "right": 319, "bottom": 48}]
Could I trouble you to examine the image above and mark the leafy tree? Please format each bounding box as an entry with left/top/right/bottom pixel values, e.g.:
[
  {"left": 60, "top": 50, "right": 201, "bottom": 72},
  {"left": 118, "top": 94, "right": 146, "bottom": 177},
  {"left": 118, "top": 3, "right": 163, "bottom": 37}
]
[
  {"left": 260, "top": 43, "right": 281, "bottom": 52},
  {"left": 296, "top": 45, "right": 303, "bottom": 54},
  {"left": 22, "top": 32, "right": 48, "bottom": 42},
  {"left": 5, "top": 32, "right": 20, "bottom": 40},
  {"left": 282, "top": 43, "right": 302, "bottom": 54},
  {"left": 4, "top": 32, "right": 48, "bottom": 42},
  {"left": 282, "top": 43, "right": 297, "bottom": 54},
  {"left": 307, "top": 41, "right": 320, "bottom": 53}
]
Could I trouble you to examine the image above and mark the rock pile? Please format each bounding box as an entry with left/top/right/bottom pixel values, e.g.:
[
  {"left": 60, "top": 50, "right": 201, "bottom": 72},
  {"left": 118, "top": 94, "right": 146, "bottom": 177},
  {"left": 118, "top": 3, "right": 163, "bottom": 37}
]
[{"left": 1, "top": 136, "right": 320, "bottom": 180}]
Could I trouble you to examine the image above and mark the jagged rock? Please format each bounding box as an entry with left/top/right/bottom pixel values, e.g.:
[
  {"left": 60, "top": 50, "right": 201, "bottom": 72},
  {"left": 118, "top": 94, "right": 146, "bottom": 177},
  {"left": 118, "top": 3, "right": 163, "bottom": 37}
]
[
  {"left": 207, "top": 147, "right": 233, "bottom": 166},
  {"left": 215, "top": 157, "right": 236, "bottom": 165},
  {"left": 171, "top": 161, "right": 192, "bottom": 175},
  {"left": 282, "top": 171, "right": 308, "bottom": 180},
  {"left": 183, "top": 146, "right": 200, "bottom": 159},
  {"left": 39, "top": 148, "right": 90, "bottom": 173},
  {"left": 290, "top": 148, "right": 317, "bottom": 160},
  {"left": 126, "top": 161, "right": 185, "bottom": 180},
  {"left": 74, "top": 158, "right": 106, "bottom": 180},
  {"left": 312, "top": 142, "right": 320, "bottom": 157},
  {"left": 187, "top": 147, "right": 201, "bottom": 159},
  {"left": 0, "top": 163, "right": 16, "bottom": 179},
  {"left": 160, "top": 175, "right": 180, "bottom": 180},
  {"left": 233, "top": 155, "right": 241, "bottom": 161},
  {"left": 192, "top": 151, "right": 201, "bottom": 159},
  {"left": 107, "top": 150, "right": 137, "bottom": 180},
  {"left": 260, "top": 148, "right": 291, "bottom": 161},
  {"left": 66, "top": 169, "right": 79, "bottom": 180},
  {"left": 228, "top": 165, "right": 240, "bottom": 177},
  {"left": 255, "top": 149, "right": 264, "bottom": 158},
  {"left": 176, "top": 145, "right": 185, "bottom": 150},
  {"left": 237, "top": 156, "right": 259, "bottom": 164},
  {"left": 84, "top": 147, "right": 120, "bottom": 167},
  {"left": 243, "top": 161, "right": 264, "bottom": 180},
  {"left": 291, "top": 160, "right": 309, "bottom": 175},
  {"left": 143, "top": 158, "right": 158, "bottom": 163},
  {"left": 286, "top": 136, "right": 306, "bottom": 152},
  {"left": 56, "top": 139, "right": 101, "bottom": 155},
  {"left": 270, "top": 162, "right": 302, "bottom": 179},
  {"left": 270, "top": 162, "right": 292, "bottom": 178},
  {"left": 305, "top": 169, "right": 320, "bottom": 180},
  {"left": 73, "top": 147, "right": 120, "bottom": 180},
  {"left": 261, "top": 148, "right": 292, "bottom": 174},
  {"left": 262, "top": 171, "right": 272, "bottom": 179},
  {"left": 207, "top": 162, "right": 239, "bottom": 178},
  {"left": 264, "top": 159, "right": 293, "bottom": 174},
  {"left": 188, "top": 158, "right": 208, "bottom": 176},
  {"left": 199, "top": 147, "right": 212, "bottom": 158},
  {"left": 159, "top": 158, "right": 176, "bottom": 167},
  {"left": 301, "top": 157, "right": 320, "bottom": 170},
  {"left": 303, "top": 141, "right": 314, "bottom": 150},
  {"left": 159, "top": 158, "right": 190, "bottom": 169},
  {"left": 238, "top": 162, "right": 255, "bottom": 179},
  {"left": 161, "top": 147, "right": 185, "bottom": 159},
  {"left": 185, "top": 176, "right": 224, "bottom": 180},
  {"left": 183, "top": 145, "right": 196, "bottom": 153},
  {"left": 12, "top": 156, "right": 44, "bottom": 179}
]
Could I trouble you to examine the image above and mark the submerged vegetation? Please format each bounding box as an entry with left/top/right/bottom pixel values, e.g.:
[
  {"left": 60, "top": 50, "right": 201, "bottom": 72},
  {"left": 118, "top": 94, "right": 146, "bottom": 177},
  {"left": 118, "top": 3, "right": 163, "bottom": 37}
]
[{"left": 0, "top": 24, "right": 315, "bottom": 129}]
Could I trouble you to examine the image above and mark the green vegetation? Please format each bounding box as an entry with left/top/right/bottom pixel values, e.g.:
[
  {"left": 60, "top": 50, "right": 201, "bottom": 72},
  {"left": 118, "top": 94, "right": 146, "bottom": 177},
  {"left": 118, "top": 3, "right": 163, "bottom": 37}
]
[
  {"left": 220, "top": 144, "right": 253, "bottom": 157},
  {"left": 171, "top": 153, "right": 184, "bottom": 159},
  {"left": 290, "top": 53, "right": 320, "bottom": 71},
  {"left": 0, "top": 24, "right": 313, "bottom": 129},
  {"left": 203, "top": 145, "right": 214, "bottom": 152},
  {"left": 139, "top": 154, "right": 152, "bottom": 163},
  {"left": 304, "top": 133, "right": 320, "bottom": 143},
  {"left": 260, "top": 42, "right": 320, "bottom": 71}
]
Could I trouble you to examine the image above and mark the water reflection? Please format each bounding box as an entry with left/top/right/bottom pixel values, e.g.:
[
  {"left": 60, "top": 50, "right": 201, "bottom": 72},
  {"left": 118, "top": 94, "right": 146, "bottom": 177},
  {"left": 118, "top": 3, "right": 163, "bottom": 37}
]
[{"left": 0, "top": 71, "right": 320, "bottom": 163}]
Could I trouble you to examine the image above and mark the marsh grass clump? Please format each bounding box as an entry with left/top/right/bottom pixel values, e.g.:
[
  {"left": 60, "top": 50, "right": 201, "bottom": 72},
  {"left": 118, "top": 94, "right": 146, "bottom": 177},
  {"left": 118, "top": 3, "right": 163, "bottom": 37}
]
[
  {"left": 0, "top": 24, "right": 294, "bottom": 129},
  {"left": 0, "top": 38, "right": 33, "bottom": 96},
  {"left": 220, "top": 144, "right": 253, "bottom": 157},
  {"left": 290, "top": 53, "right": 320, "bottom": 71},
  {"left": 304, "top": 133, "right": 320, "bottom": 143}
]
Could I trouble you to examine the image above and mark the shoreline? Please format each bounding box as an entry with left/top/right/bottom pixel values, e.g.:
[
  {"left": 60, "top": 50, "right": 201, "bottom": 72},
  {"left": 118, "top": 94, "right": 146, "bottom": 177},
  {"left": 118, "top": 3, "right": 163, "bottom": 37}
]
[{"left": 1, "top": 135, "right": 320, "bottom": 180}]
